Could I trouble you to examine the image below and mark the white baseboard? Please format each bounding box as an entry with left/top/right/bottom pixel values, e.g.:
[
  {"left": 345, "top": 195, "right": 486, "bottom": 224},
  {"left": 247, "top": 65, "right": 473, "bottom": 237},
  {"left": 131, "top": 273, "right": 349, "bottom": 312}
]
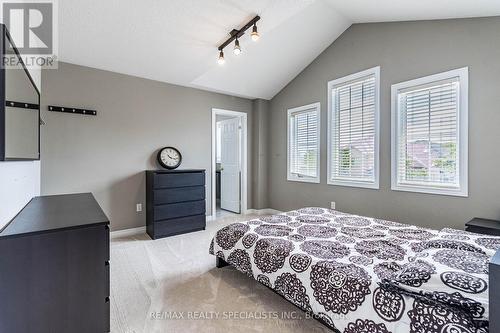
[
  {"left": 245, "top": 208, "right": 282, "bottom": 215},
  {"left": 110, "top": 226, "right": 146, "bottom": 239},
  {"left": 111, "top": 209, "right": 282, "bottom": 238},
  {"left": 210, "top": 209, "right": 282, "bottom": 218}
]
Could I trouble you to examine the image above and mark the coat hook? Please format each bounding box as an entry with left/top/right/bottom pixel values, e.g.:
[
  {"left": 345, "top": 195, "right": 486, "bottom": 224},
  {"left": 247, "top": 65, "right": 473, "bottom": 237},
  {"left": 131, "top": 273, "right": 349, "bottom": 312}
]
[{"left": 48, "top": 105, "right": 97, "bottom": 116}]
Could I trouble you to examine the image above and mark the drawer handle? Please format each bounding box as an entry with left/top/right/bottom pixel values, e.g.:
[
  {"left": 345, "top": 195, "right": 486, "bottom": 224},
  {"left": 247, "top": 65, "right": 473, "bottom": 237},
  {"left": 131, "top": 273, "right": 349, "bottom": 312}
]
[{"left": 105, "top": 296, "right": 110, "bottom": 303}]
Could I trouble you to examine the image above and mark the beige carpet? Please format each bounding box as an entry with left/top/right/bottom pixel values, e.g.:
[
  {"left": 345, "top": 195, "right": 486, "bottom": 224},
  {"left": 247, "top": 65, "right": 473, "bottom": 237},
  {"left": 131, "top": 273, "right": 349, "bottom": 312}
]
[{"left": 110, "top": 214, "right": 331, "bottom": 333}]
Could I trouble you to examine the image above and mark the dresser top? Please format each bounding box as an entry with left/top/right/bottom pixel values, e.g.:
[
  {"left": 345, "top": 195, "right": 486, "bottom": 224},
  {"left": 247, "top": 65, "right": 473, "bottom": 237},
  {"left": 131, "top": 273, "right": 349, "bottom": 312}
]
[
  {"left": 0, "top": 193, "right": 109, "bottom": 239},
  {"left": 466, "top": 217, "right": 500, "bottom": 229},
  {"left": 147, "top": 169, "right": 205, "bottom": 174}
]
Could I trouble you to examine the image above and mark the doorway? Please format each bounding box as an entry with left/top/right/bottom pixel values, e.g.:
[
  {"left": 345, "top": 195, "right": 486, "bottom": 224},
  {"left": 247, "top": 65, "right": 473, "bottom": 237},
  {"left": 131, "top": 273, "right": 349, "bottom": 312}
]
[{"left": 211, "top": 109, "right": 247, "bottom": 218}]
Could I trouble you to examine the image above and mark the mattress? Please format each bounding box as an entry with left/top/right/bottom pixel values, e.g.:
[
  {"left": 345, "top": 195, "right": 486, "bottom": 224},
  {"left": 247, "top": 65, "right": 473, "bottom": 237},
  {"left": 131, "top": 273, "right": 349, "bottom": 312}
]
[{"left": 209, "top": 208, "right": 498, "bottom": 333}]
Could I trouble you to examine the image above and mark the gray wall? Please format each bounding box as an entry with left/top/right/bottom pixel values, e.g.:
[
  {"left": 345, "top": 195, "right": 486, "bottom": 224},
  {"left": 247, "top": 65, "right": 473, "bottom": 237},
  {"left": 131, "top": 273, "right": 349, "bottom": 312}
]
[
  {"left": 269, "top": 17, "right": 500, "bottom": 230},
  {"left": 41, "top": 62, "right": 254, "bottom": 231},
  {"left": 251, "top": 99, "right": 270, "bottom": 209}
]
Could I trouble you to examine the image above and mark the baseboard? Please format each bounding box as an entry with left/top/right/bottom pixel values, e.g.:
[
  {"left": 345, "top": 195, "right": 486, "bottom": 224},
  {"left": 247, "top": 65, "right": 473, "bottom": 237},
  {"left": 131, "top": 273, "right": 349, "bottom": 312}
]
[
  {"left": 245, "top": 208, "right": 282, "bottom": 215},
  {"left": 110, "top": 226, "right": 146, "bottom": 239},
  {"left": 111, "top": 210, "right": 281, "bottom": 238},
  {"left": 209, "top": 209, "right": 282, "bottom": 218}
]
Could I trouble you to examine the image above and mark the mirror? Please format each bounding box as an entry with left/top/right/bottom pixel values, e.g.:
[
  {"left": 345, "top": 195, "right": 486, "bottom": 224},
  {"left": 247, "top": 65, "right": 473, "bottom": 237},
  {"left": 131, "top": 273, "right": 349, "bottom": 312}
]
[{"left": 1, "top": 26, "right": 40, "bottom": 160}]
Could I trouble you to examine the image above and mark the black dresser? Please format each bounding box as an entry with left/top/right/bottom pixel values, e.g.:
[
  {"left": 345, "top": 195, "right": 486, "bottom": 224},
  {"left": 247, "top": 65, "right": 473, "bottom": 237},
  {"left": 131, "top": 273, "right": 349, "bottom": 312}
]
[
  {"left": 465, "top": 217, "right": 500, "bottom": 236},
  {"left": 146, "top": 169, "right": 206, "bottom": 239},
  {"left": 0, "top": 193, "right": 110, "bottom": 333}
]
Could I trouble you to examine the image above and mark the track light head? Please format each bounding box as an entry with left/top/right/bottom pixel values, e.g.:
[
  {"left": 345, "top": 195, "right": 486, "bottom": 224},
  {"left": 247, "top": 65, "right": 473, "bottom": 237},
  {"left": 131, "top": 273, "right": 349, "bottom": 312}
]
[
  {"left": 251, "top": 24, "right": 260, "bottom": 42},
  {"left": 233, "top": 38, "right": 241, "bottom": 56},
  {"left": 217, "top": 50, "right": 225, "bottom": 65}
]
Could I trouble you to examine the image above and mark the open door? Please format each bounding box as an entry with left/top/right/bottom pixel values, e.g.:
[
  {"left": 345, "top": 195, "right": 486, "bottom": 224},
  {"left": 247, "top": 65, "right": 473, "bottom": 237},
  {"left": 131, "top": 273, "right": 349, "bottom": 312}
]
[{"left": 220, "top": 117, "right": 241, "bottom": 213}]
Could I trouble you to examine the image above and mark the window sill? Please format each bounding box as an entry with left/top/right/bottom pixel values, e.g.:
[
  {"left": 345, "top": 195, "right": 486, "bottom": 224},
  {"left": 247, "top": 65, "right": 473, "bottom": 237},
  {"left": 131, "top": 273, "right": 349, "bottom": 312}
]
[
  {"left": 391, "top": 184, "right": 468, "bottom": 197},
  {"left": 287, "top": 176, "right": 320, "bottom": 184},
  {"left": 327, "top": 179, "right": 379, "bottom": 189}
]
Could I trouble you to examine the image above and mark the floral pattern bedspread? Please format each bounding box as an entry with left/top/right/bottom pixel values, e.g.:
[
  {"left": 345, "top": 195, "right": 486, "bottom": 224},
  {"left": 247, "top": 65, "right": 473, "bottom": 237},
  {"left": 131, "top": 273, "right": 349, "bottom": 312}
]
[{"left": 209, "top": 208, "right": 500, "bottom": 333}]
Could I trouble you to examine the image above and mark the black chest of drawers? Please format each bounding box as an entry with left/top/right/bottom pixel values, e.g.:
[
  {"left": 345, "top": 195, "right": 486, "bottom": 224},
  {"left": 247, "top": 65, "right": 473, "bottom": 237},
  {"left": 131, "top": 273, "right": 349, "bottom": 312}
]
[
  {"left": 146, "top": 169, "right": 206, "bottom": 239},
  {"left": 0, "top": 193, "right": 110, "bottom": 333},
  {"left": 465, "top": 217, "right": 500, "bottom": 236}
]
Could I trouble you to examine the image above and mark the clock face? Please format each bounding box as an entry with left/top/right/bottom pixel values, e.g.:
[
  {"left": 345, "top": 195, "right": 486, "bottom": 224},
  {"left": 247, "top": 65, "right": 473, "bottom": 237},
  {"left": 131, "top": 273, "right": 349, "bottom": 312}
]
[{"left": 158, "top": 147, "right": 182, "bottom": 169}]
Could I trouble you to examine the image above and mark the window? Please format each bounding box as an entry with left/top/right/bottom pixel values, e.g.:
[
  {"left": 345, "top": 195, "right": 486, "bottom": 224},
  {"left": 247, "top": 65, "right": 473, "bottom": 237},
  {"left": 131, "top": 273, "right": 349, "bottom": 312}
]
[
  {"left": 327, "top": 67, "right": 380, "bottom": 189},
  {"left": 287, "top": 103, "right": 320, "bottom": 183},
  {"left": 391, "top": 67, "right": 468, "bottom": 197}
]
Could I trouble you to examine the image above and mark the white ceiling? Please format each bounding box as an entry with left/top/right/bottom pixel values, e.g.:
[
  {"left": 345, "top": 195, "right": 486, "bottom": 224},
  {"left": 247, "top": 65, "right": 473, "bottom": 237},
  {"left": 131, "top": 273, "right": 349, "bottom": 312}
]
[
  {"left": 329, "top": 0, "right": 500, "bottom": 23},
  {"left": 58, "top": 0, "right": 500, "bottom": 100}
]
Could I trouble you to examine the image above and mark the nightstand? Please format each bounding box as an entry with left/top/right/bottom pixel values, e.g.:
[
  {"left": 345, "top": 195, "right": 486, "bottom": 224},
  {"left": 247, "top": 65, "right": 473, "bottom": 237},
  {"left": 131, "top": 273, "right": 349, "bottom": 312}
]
[{"left": 465, "top": 218, "right": 500, "bottom": 236}]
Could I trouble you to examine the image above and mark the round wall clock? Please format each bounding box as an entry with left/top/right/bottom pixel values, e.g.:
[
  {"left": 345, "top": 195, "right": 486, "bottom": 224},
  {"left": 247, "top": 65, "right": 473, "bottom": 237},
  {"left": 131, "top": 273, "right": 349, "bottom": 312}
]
[{"left": 157, "top": 147, "right": 182, "bottom": 169}]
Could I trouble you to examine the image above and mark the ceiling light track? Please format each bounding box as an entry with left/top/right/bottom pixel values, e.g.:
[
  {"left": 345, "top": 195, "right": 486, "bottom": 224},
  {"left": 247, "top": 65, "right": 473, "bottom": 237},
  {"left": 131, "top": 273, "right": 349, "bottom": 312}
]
[{"left": 217, "top": 15, "right": 260, "bottom": 64}]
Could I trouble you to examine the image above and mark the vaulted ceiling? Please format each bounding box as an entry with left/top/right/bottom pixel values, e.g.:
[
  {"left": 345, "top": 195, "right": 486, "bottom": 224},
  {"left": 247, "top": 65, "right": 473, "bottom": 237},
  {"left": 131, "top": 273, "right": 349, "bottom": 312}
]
[{"left": 58, "top": 0, "right": 500, "bottom": 99}]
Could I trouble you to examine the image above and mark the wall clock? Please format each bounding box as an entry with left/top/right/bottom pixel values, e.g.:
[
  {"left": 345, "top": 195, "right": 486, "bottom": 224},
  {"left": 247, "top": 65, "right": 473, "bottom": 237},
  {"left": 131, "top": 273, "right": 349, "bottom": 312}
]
[{"left": 157, "top": 147, "right": 182, "bottom": 169}]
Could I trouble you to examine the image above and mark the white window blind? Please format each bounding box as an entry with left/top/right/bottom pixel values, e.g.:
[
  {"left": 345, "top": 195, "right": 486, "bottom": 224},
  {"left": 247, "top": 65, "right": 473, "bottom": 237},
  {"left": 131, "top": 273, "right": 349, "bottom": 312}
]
[
  {"left": 392, "top": 68, "right": 468, "bottom": 197},
  {"left": 328, "top": 67, "right": 380, "bottom": 189},
  {"left": 287, "top": 103, "right": 320, "bottom": 183}
]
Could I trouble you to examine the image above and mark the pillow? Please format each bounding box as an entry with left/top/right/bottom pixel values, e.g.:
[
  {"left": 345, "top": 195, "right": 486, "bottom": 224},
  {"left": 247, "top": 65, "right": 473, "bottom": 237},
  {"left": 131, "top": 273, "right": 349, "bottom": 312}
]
[
  {"left": 382, "top": 247, "right": 490, "bottom": 323},
  {"left": 380, "top": 228, "right": 497, "bottom": 328},
  {"left": 439, "top": 227, "right": 500, "bottom": 257}
]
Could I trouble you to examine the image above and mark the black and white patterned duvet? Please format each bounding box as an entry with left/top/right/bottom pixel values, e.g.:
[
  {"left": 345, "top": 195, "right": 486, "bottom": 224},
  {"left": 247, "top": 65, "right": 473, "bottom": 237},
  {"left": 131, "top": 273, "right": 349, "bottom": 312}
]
[{"left": 209, "top": 208, "right": 500, "bottom": 333}]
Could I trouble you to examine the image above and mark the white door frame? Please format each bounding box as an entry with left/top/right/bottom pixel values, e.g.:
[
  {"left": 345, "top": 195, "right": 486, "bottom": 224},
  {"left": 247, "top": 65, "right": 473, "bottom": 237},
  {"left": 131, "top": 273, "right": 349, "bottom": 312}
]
[{"left": 211, "top": 108, "right": 247, "bottom": 216}]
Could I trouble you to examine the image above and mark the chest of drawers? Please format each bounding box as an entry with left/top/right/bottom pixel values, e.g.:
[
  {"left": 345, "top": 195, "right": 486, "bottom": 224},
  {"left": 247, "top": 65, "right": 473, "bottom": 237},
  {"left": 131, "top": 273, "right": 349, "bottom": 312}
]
[
  {"left": 465, "top": 217, "right": 500, "bottom": 236},
  {"left": 0, "top": 193, "right": 110, "bottom": 333},
  {"left": 146, "top": 169, "right": 206, "bottom": 239}
]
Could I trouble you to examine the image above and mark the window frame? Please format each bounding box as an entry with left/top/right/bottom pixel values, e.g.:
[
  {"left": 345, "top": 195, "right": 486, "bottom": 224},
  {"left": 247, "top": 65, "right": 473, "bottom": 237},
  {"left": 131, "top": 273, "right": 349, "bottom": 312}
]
[
  {"left": 391, "top": 67, "right": 469, "bottom": 197},
  {"left": 327, "top": 66, "right": 381, "bottom": 189},
  {"left": 287, "top": 102, "right": 321, "bottom": 184}
]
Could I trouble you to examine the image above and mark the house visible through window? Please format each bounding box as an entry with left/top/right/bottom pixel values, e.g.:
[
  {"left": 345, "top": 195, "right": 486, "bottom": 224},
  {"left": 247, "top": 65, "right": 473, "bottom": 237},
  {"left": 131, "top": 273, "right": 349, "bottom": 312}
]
[
  {"left": 287, "top": 103, "right": 320, "bottom": 183},
  {"left": 327, "top": 67, "right": 380, "bottom": 189},
  {"left": 391, "top": 67, "right": 468, "bottom": 197}
]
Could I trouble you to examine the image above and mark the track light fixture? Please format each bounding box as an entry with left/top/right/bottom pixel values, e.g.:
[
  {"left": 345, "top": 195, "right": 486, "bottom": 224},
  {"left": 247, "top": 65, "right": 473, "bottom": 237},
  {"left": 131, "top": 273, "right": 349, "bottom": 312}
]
[{"left": 217, "top": 15, "right": 260, "bottom": 64}]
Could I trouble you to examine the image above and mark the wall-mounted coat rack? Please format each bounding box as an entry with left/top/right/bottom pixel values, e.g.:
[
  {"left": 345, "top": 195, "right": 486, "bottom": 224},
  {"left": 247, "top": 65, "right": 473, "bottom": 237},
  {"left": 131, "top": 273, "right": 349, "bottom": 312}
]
[
  {"left": 6, "top": 100, "right": 39, "bottom": 110},
  {"left": 48, "top": 105, "right": 97, "bottom": 116}
]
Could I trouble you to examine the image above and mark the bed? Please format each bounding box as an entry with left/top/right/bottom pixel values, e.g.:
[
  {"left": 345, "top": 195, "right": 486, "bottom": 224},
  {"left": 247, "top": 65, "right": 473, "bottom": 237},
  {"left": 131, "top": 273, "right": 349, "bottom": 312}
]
[{"left": 209, "top": 207, "right": 500, "bottom": 333}]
